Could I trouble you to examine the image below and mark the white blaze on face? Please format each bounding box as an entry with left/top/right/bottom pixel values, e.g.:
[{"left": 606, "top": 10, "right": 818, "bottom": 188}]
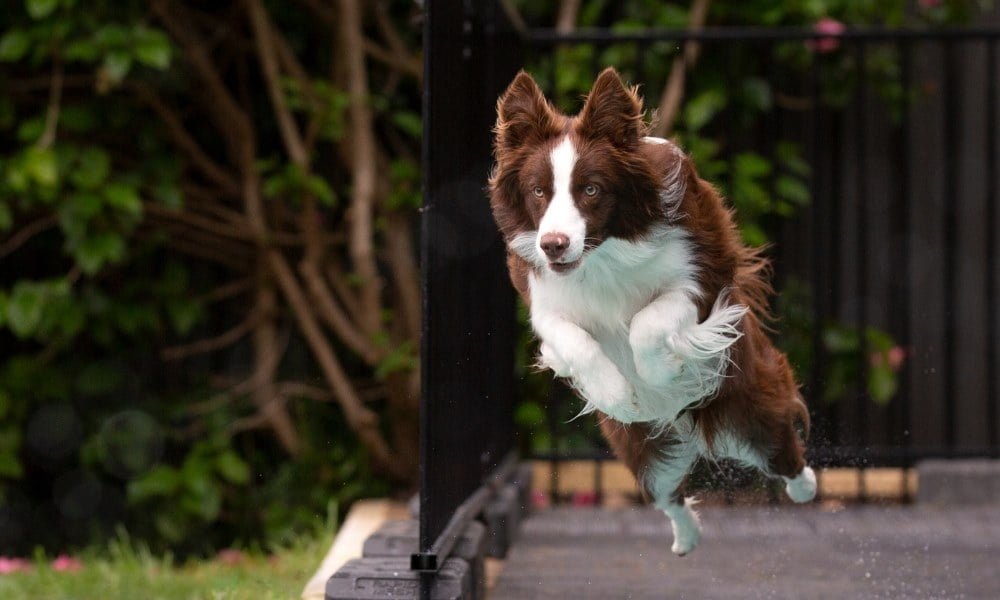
[{"left": 537, "top": 135, "right": 585, "bottom": 264}]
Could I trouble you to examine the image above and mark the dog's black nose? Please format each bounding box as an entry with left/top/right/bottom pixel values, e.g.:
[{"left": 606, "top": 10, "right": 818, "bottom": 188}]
[{"left": 540, "top": 233, "right": 569, "bottom": 259}]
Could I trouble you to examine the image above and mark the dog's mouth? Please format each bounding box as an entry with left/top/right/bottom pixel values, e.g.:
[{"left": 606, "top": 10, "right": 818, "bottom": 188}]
[{"left": 548, "top": 259, "right": 581, "bottom": 274}]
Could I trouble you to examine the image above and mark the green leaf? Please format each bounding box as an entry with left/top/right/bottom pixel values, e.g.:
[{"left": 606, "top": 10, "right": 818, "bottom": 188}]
[
  {"left": 23, "top": 146, "right": 58, "bottom": 186},
  {"left": 515, "top": 401, "right": 545, "bottom": 428},
  {"left": 102, "top": 51, "right": 132, "bottom": 84},
  {"left": 132, "top": 28, "right": 171, "bottom": 70},
  {"left": 215, "top": 450, "right": 250, "bottom": 485},
  {"left": 103, "top": 182, "right": 142, "bottom": 216},
  {"left": 70, "top": 147, "right": 110, "bottom": 190},
  {"left": 73, "top": 232, "right": 125, "bottom": 274},
  {"left": 374, "top": 341, "right": 417, "bottom": 380},
  {"left": 776, "top": 175, "right": 810, "bottom": 206},
  {"left": 154, "top": 512, "right": 188, "bottom": 543},
  {"left": 64, "top": 37, "right": 100, "bottom": 62},
  {"left": 391, "top": 111, "right": 422, "bottom": 137},
  {"left": 166, "top": 297, "right": 202, "bottom": 335},
  {"left": 128, "top": 465, "right": 180, "bottom": 503},
  {"left": 305, "top": 174, "right": 336, "bottom": 206},
  {"left": 0, "top": 30, "right": 31, "bottom": 62},
  {"left": 739, "top": 222, "right": 768, "bottom": 247},
  {"left": 734, "top": 152, "right": 772, "bottom": 179},
  {"left": 865, "top": 327, "right": 895, "bottom": 353},
  {"left": 16, "top": 117, "right": 45, "bottom": 143},
  {"left": 59, "top": 191, "right": 104, "bottom": 239},
  {"left": 741, "top": 77, "right": 773, "bottom": 112},
  {"left": 683, "top": 89, "right": 726, "bottom": 132},
  {"left": 823, "top": 326, "right": 859, "bottom": 353},
  {"left": 6, "top": 282, "right": 44, "bottom": 338},
  {"left": 868, "top": 363, "right": 898, "bottom": 406},
  {"left": 26, "top": 0, "right": 59, "bottom": 19}
]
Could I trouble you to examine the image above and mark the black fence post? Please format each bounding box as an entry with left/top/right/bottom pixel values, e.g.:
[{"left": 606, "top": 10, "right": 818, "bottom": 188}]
[{"left": 417, "top": 0, "right": 522, "bottom": 571}]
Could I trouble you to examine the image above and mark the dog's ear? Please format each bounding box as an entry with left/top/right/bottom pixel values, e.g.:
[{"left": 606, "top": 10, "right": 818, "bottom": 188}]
[
  {"left": 578, "top": 67, "right": 644, "bottom": 147},
  {"left": 495, "top": 71, "right": 559, "bottom": 153}
]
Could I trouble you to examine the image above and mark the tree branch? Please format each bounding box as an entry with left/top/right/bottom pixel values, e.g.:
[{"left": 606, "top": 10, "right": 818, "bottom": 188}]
[
  {"left": 556, "top": 0, "right": 582, "bottom": 33},
  {"left": 246, "top": 0, "right": 310, "bottom": 167},
  {"left": 299, "top": 260, "right": 381, "bottom": 365},
  {"left": 339, "top": 0, "right": 384, "bottom": 336},
  {"left": 161, "top": 309, "right": 261, "bottom": 360},
  {"left": 0, "top": 215, "right": 58, "bottom": 259},
  {"left": 650, "top": 0, "right": 712, "bottom": 138},
  {"left": 36, "top": 56, "right": 62, "bottom": 149},
  {"left": 132, "top": 84, "right": 241, "bottom": 193}
]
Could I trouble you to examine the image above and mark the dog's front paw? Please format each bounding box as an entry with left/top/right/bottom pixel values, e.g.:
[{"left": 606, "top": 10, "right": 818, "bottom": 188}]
[
  {"left": 577, "top": 365, "right": 642, "bottom": 423},
  {"left": 631, "top": 329, "right": 684, "bottom": 388},
  {"left": 538, "top": 342, "right": 572, "bottom": 377}
]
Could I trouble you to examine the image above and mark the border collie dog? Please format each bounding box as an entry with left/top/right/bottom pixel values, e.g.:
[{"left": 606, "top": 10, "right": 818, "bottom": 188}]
[{"left": 489, "top": 68, "right": 816, "bottom": 556}]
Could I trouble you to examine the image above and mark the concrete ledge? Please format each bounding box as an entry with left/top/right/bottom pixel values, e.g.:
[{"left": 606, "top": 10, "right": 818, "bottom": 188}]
[
  {"left": 917, "top": 459, "right": 1000, "bottom": 505},
  {"left": 362, "top": 519, "right": 487, "bottom": 600},
  {"left": 482, "top": 484, "right": 523, "bottom": 558},
  {"left": 325, "top": 556, "right": 471, "bottom": 600},
  {"left": 301, "top": 500, "right": 409, "bottom": 600}
]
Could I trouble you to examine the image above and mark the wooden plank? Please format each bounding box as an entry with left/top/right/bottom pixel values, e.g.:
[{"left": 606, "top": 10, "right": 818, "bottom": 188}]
[
  {"left": 301, "top": 499, "right": 409, "bottom": 600},
  {"left": 530, "top": 460, "right": 917, "bottom": 502}
]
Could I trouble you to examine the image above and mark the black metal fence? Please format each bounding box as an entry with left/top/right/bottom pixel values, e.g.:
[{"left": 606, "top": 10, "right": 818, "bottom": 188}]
[
  {"left": 522, "top": 26, "right": 1000, "bottom": 501},
  {"left": 418, "top": 0, "right": 1000, "bottom": 574}
]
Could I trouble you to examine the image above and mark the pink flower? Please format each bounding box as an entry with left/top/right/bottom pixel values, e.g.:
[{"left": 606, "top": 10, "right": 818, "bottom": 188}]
[
  {"left": 808, "top": 17, "right": 846, "bottom": 53},
  {"left": 530, "top": 490, "right": 550, "bottom": 509},
  {"left": 919, "top": 0, "right": 943, "bottom": 8},
  {"left": 0, "top": 557, "right": 32, "bottom": 574},
  {"left": 216, "top": 549, "right": 245, "bottom": 566},
  {"left": 570, "top": 490, "right": 597, "bottom": 507},
  {"left": 51, "top": 555, "right": 83, "bottom": 572},
  {"left": 870, "top": 346, "right": 906, "bottom": 372}
]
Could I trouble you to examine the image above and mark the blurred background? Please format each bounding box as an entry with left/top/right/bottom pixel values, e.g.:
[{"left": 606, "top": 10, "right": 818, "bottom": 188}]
[{"left": 1, "top": 0, "right": 998, "bottom": 565}]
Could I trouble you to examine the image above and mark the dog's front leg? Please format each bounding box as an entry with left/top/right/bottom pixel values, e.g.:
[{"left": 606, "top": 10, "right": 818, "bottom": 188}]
[
  {"left": 532, "top": 311, "right": 642, "bottom": 423},
  {"left": 629, "top": 289, "right": 698, "bottom": 388}
]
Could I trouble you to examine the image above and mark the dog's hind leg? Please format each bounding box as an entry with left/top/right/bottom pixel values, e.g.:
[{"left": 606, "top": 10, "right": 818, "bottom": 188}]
[
  {"left": 714, "top": 417, "right": 816, "bottom": 504},
  {"left": 646, "top": 447, "right": 702, "bottom": 556},
  {"left": 599, "top": 418, "right": 702, "bottom": 556}
]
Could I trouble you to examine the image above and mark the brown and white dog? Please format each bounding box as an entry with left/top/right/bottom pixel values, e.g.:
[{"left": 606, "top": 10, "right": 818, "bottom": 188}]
[{"left": 489, "top": 68, "right": 815, "bottom": 555}]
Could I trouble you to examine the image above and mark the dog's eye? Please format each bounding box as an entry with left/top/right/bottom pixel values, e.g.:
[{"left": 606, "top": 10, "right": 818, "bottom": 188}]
[
  {"left": 532, "top": 186, "right": 545, "bottom": 198},
  {"left": 583, "top": 184, "right": 599, "bottom": 197}
]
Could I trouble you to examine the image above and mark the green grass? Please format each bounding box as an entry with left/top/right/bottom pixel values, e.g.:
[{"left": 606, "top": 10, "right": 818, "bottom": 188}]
[{"left": 0, "top": 529, "right": 332, "bottom": 600}]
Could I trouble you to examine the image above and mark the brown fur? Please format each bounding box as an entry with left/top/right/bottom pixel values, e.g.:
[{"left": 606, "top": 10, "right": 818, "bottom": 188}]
[{"left": 491, "top": 68, "right": 809, "bottom": 500}]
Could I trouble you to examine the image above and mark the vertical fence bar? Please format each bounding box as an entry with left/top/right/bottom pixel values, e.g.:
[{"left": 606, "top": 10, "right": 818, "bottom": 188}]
[
  {"left": 942, "top": 40, "right": 959, "bottom": 452},
  {"left": 987, "top": 39, "right": 998, "bottom": 455},
  {"left": 891, "top": 38, "right": 914, "bottom": 499},
  {"left": 808, "top": 44, "right": 826, "bottom": 467},
  {"left": 419, "top": 0, "right": 519, "bottom": 565},
  {"left": 853, "top": 41, "right": 870, "bottom": 500}
]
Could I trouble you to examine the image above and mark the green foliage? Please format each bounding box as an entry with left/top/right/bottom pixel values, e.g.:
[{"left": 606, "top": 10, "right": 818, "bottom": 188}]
[{"left": 1, "top": 0, "right": 400, "bottom": 557}]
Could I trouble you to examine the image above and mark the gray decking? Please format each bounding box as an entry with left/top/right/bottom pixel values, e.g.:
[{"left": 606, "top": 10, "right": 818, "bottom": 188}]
[{"left": 491, "top": 504, "right": 1000, "bottom": 599}]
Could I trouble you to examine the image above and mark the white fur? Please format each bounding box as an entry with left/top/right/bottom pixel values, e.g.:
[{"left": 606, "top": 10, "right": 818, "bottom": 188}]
[
  {"left": 527, "top": 223, "right": 745, "bottom": 424},
  {"left": 537, "top": 136, "right": 585, "bottom": 265},
  {"left": 784, "top": 466, "right": 817, "bottom": 503},
  {"left": 643, "top": 136, "right": 687, "bottom": 218},
  {"left": 662, "top": 497, "right": 702, "bottom": 556}
]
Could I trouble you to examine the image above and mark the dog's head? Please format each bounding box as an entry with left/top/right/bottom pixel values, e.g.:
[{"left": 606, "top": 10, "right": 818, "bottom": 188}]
[{"left": 489, "top": 67, "right": 668, "bottom": 275}]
